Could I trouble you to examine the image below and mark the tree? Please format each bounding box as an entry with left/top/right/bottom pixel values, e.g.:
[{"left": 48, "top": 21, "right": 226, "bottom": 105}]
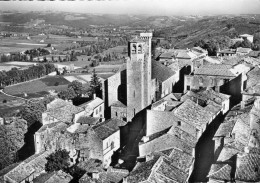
[
  {"left": 68, "top": 80, "right": 83, "bottom": 97},
  {"left": 45, "top": 149, "right": 70, "bottom": 172},
  {"left": 90, "top": 69, "right": 101, "bottom": 96},
  {"left": 0, "top": 117, "right": 28, "bottom": 169},
  {"left": 58, "top": 88, "right": 77, "bottom": 100},
  {"left": 19, "top": 99, "right": 46, "bottom": 127}
]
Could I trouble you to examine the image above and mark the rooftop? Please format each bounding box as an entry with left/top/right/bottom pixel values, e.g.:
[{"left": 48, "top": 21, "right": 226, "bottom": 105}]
[
  {"left": 173, "top": 99, "right": 214, "bottom": 130},
  {"left": 152, "top": 61, "right": 176, "bottom": 82},
  {"left": 237, "top": 47, "right": 252, "bottom": 53},
  {"left": 111, "top": 100, "right": 127, "bottom": 108},
  {"left": 194, "top": 65, "right": 236, "bottom": 77},
  {"left": 93, "top": 118, "right": 127, "bottom": 140},
  {"left": 5, "top": 151, "right": 51, "bottom": 183},
  {"left": 76, "top": 116, "right": 100, "bottom": 126}
]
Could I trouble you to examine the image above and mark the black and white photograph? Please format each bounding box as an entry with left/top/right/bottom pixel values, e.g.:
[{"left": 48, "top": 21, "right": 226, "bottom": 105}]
[{"left": 0, "top": 0, "right": 260, "bottom": 182}]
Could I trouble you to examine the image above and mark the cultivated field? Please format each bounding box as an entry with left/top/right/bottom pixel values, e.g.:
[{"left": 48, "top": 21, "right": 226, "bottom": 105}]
[{"left": 4, "top": 76, "right": 70, "bottom": 98}]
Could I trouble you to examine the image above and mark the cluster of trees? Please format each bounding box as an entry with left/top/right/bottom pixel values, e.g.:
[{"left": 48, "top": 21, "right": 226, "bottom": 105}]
[
  {"left": 0, "top": 63, "right": 55, "bottom": 87},
  {"left": 19, "top": 96, "right": 55, "bottom": 127},
  {"left": 58, "top": 80, "right": 88, "bottom": 101},
  {"left": 194, "top": 36, "right": 232, "bottom": 56},
  {"left": 0, "top": 117, "right": 28, "bottom": 169},
  {"left": 58, "top": 69, "right": 101, "bottom": 101},
  {"left": 45, "top": 149, "right": 86, "bottom": 181}
]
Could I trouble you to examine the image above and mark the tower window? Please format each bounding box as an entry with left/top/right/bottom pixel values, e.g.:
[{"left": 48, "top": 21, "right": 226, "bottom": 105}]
[
  {"left": 132, "top": 44, "right": 136, "bottom": 54},
  {"left": 138, "top": 45, "right": 142, "bottom": 54}
]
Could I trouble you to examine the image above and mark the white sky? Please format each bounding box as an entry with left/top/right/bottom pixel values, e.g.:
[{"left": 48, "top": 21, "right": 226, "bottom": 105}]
[{"left": 0, "top": 0, "right": 260, "bottom": 15}]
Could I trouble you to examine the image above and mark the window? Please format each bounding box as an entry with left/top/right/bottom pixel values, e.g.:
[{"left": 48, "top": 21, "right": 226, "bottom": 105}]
[
  {"left": 96, "top": 109, "right": 98, "bottom": 115},
  {"left": 133, "top": 91, "right": 135, "bottom": 98},
  {"left": 187, "top": 85, "right": 190, "bottom": 91},
  {"left": 99, "top": 105, "right": 102, "bottom": 112},
  {"left": 132, "top": 44, "right": 136, "bottom": 54},
  {"left": 255, "top": 167, "right": 258, "bottom": 172},
  {"left": 138, "top": 44, "right": 142, "bottom": 54},
  {"left": 178, "top": 121, "right": 181, "bottom": 126},
  {"left": 111, "top": 141, "right": 114, "bottom": 149},
  {"left": 115, "top": 112, "right": 118, "bottom": 117}
]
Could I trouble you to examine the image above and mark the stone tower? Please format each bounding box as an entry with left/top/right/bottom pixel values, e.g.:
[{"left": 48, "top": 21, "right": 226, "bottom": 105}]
[{"left": 127, "top": 33, "right": 152, "bottom": 121}]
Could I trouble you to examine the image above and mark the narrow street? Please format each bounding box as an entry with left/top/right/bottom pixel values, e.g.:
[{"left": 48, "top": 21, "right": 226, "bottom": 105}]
[{"left": 189, "top": 113, "right": 225, "bottom": 182}]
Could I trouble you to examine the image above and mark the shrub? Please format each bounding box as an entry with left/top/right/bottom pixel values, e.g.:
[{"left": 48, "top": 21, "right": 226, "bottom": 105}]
[{"left": 54, "top": 82, "right": 59, "bottom": 86}]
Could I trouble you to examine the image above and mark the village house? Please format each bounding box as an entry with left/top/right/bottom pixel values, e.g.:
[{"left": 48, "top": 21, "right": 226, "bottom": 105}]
[
  {"left": 236, "top": 47, "right": 252, "bottom": 55},
  {"left": 216, "top": 49, "right": 236, "bottom": 57},
  {"left": 33, "top": 170, "right": 73, "bottom": 183},
  {"left": 209, "top": 97, "right": 260, "bottom": 182},
  {"left": 3, "top": 151, "right": 51, "bottom": 183},
  {"left": 184, "top": 63, "right": 251, "bottom": 106},
  {"left": 239, "top": 34, "right": 254, "bottom": 43},
  {"left": 181, "top": 88, "right": 231, "bottom": 114},
  {"left": 79, "top": 95, "right": 104, "bottom": 118},
  {"left": 124, "top": 148, "right": 194, "bottom": 183},
  {"left": 41, "top": 98, "right": 84, "bottom": 125}
]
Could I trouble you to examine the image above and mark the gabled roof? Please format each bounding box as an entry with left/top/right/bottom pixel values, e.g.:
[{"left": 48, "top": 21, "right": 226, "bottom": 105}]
[
  {"left": 140, "top": 126, "right": 196, "bottom": 157},
  {"left": 127, "top": 148, "right": 193, "bottom": 183},
  {"left": 209, "top": 153, "right": 260, "bottom": 182},
  {"left": 80, "top": 97, "right": 103, "bottom": 110},
  {"left": 152, "top": 61, "right": 176, "bottom": 82},
  {"left": 93, "top": 118, "right": 127, "bottom": 140},
  {"left": 76, "top": 116, "right": 100, "bottom": 126},
  {"left": 37, "top": 170, "right": 73, "bottom": 183},
  {"left": 4, "top": 151, "right": 51, "bottom": 183},
  {"left": 176, "top": 50, "right": 197, "bottom": 59},
  {"left": 45, "top": 103, "right": 83, "bottom": 123},
  {"left": 173, "top": 99, "right": 214, "bottom": 130}
]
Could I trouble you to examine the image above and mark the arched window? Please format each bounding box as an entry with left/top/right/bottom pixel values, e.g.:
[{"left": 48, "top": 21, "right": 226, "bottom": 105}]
[
  {"left": 132, "top": 44, "right": 136, "bottom": 54},
  {"left": 138, "top": 44, "right": 142, "bottom": 54}
]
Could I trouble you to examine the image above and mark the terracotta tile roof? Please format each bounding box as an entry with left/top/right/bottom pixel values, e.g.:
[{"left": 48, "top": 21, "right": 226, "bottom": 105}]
[
  {"left": 217, "top": 145, "right": 240, "bottom": 162},
  {"left": 247, "top": 51, "right": 260, "bottom": 58},
  {"left": 98, "top": 167, "right": 129, "bottom": 183},
  {"left": 44, "top": 170, "right": 73, "bottom": 183},
  {"left": 159, "top": 51, "right": 175, "bottom": 59},
  {"left": 46, "top": 103, "right": 83, "bottom": 123},
  {"left": 236, "top": 153, "right": 260, "bottom": 181},
  {"left": 127, "top": 148, "right": 193, "bottom": 183},
  {"left": 79, "top": 97, "right": 103, "bottom": 110},
  {"left": 93, "top": 118, "right": 127, "bottom": 140},
  {"left": 209, "top": 153, "right": 260, "bottom": 182},
  {"left": 176, "top": 50, "right": 197, "bottom": 59},
  {"left": 140, "top": 126, "right": 196, "bottom": 156},
  {"left": 46, "top": 98, "right": 70, "bottom": 110},
  {"left": 208, "top": 164, "right": 232, "bottom": 181},
  {"left": 215, "top": 119, "right": 236, "bottom": 137},
  {"left": 192, "top": 46, "right": 208, "bottom": 54},
  {"left": 37, "top": 121, "right": 67, "bottom": 133},
  {"left": 76, "top": 116, "right": 100, "bottom": 126},
  {"left": 194, "top": 66, "right": 236, "bottom": 77},
  {"left": 152, "top": 61, "right": 176, "bottom": 82},
  {"left": 217, "top": 49, "right": 236, "bottom": 54},
  {"left": 173, "top": 99, "right": 214, "bottom": 130},
  {"left": 4, "top": 151, "right": 51, "bottom": 183}
]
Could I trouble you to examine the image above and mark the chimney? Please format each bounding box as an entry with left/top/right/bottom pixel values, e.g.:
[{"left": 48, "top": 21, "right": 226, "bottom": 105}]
[{"left": 93, "top": 93, "right": 96, "bottom": 99}]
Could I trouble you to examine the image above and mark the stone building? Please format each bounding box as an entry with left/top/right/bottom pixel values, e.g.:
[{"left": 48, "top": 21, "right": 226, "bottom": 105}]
[{"left": 103, "top": 32, "right": 179, "bottom": 122}]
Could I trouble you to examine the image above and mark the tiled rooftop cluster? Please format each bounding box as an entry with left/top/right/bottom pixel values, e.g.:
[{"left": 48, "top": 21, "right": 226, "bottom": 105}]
[
  {"left": 209, "top": 98, "right": 260, "bottom": 182},
  {"left": 126, "top": 148, "right": 193, "bottom": 183}
]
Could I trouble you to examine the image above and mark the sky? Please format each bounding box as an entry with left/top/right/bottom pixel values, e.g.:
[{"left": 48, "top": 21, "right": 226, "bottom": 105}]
[{"left": 0, "top": 0, "right": 260, "bottom": 15}]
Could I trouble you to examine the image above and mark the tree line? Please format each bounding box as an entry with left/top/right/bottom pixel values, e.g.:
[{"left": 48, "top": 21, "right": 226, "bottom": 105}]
[{"left": 0, "top": 63, "right": 55, "bottom": 87}]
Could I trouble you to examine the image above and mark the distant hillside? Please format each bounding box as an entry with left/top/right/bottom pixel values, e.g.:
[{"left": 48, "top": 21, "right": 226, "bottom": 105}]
[{"left": 154, "top": 15, "right": 260, "bottom": 48}]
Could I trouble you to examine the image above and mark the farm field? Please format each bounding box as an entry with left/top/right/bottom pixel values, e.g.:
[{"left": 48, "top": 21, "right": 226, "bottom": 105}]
[
  {"left": 4, "top": 76, "right": 70, "bottom": 98},
  {"left": 0, "top": 61, "right": 36, "bottom": 71}
]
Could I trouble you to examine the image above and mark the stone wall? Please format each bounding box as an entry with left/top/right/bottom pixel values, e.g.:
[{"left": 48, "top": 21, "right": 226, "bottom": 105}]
[{"left": 111, "top": 106, "right": 127, "bottom": 121}]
